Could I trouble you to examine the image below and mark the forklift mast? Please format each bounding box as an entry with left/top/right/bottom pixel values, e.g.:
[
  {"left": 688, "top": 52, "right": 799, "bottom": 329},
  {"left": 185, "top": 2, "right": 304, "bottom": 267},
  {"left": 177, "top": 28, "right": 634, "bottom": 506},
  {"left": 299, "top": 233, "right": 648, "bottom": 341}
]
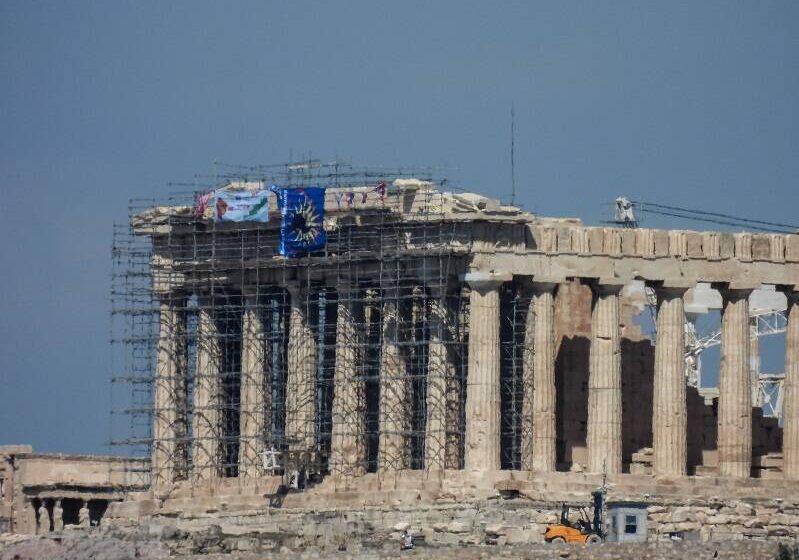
[{"left": 592, "top": 490, "right": 606, "bottom": 536}]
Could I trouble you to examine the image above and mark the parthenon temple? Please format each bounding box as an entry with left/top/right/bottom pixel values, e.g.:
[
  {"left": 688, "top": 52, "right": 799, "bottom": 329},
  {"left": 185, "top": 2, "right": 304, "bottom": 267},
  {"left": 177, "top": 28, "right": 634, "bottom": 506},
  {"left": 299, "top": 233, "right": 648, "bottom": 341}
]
[{"left": 112, "top": 167, "right": 799, "bottom": 512}]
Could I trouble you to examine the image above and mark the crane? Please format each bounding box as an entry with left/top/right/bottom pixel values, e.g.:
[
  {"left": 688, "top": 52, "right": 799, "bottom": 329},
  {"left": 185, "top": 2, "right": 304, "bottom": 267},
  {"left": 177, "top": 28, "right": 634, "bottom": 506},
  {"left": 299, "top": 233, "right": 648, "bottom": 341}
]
[{"left": 611, "top": 197, "right": 790, "bottom": 419}]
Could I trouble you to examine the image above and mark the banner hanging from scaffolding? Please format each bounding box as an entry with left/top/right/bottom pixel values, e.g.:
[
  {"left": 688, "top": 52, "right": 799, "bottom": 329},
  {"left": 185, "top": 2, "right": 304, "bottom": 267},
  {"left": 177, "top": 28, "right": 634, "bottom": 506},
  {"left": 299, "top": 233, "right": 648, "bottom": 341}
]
[
  {"left": 273, "top": 186, "right": 327, "bottom": 257},
  {"left": 214, "top": 186, "right": 270, "bottom": 222}
]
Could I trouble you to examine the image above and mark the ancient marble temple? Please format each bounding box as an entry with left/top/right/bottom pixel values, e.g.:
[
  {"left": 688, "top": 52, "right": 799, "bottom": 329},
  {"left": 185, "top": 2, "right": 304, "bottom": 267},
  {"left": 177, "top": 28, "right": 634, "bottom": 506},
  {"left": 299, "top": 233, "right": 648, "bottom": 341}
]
[{"left": 116, "top": 174, "right": 799, "bottom": 504}]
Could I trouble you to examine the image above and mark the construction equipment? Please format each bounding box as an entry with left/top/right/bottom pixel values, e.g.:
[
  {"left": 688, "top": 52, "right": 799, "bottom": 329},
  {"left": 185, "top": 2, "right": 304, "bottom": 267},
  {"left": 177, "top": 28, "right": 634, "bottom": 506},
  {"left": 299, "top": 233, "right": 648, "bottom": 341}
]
[{"left": 544, "top": 489, "right": 606, "bottom": 544}]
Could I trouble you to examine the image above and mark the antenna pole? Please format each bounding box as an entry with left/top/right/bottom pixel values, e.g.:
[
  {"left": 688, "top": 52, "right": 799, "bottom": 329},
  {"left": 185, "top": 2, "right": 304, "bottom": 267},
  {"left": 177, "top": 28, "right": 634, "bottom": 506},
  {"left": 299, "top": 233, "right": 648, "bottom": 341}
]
[{"left": 510, "top": 102, "right": 517, "bottom": 206}]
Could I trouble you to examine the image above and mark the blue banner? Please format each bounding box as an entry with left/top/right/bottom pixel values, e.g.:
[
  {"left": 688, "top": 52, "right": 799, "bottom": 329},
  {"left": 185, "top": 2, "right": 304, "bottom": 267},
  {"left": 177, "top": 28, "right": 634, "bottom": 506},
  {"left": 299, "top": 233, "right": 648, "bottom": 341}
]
[
  {"left": 214, "top": 188, "right": 270, "bottom": 222},
  {"left": 273, "top": 186, "right": 327, "bottom": 257}
]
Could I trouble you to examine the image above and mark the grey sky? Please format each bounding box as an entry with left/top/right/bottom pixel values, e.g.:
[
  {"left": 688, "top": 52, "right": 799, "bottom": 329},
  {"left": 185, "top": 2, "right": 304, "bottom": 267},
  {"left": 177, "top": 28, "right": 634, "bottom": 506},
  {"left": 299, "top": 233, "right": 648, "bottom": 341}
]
[{"left": 1, "top": 1, "right": 797, "bottom": 454}]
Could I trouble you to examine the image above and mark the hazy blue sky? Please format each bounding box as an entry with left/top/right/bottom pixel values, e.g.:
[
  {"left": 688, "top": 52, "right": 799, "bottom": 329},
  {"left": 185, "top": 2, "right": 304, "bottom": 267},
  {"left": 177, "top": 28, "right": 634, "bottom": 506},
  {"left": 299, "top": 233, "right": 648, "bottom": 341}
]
[{"left": 1, "top": 2, "right": 797, "bottom": 454}]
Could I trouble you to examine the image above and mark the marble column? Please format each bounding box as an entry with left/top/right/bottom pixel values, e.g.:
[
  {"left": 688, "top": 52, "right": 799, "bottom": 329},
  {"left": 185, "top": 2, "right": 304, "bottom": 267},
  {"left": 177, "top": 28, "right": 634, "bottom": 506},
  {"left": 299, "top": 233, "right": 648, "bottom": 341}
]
[
  {"left": 781, "top": 289, "right": 799, "bottom": 479},
  {"left": 425, "top": 286, "right": 455, "bottom": 470},
  {"left": 520, "top": 282, "right": 558, "bottom": 472},
  {"left": 463, "top": 272, "right": 508, "bottom": 471},
  {"left": 238, "top": 292, "right": 268, "bottom": 479},
  {"left": 716, "top": 286, "right": 753, "bottom": 478},
  {"left": 587, "top": 282, "right": 623, "bottom": 475},
  {"left": 192, "top": 298, "right": 222, "bottom": 482},
  {"left": 651, "top": 285, "right": 688, "bottom": 477},
  {"left": 152, "top": 293, "right": 187, "bottom": 490},
  {"left": 330, "top": 287, "right": 366, "bottom": 476},
  {"left": 284, "top": 285, "right": 319, "bottom": 453},
  {"left": 378, "top": 293, "right": 411, "bottom": 470},
  {"left": 445, "top": 286, "right": 470, "bottom": 469}
]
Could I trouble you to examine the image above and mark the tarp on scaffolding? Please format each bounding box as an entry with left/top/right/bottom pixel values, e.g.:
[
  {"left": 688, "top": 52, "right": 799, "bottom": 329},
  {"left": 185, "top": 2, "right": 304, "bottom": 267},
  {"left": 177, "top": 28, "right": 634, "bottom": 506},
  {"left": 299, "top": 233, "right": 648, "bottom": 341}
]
[
  {"left": 214, "top": 186, "right": 270, "bottom": 222},
  {"left": 273, "top": 186, "right": 327, "bottom": 257}
]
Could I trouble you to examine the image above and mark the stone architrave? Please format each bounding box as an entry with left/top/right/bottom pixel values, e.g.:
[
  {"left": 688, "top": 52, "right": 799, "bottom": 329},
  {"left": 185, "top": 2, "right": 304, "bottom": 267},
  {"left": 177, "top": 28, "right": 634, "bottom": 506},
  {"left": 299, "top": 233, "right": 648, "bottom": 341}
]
[
  {"left": 587, "top": 281, "right": 624, "bottom": 475},
  {"left": 378, "top": 293, "right": 411, "bottom": 470},
  {"left": 192, "top": 299, "right": 222, "bottom": 482},
  {"left": 425, "top": 286, "right": 455, "bottom": 470},
  {"left": 330, "top": 286, "right": 366, "bottom": 476},
  {"left": 520, "top": 281, "right": 558, "bottom": 472},
  {"left": 463, "top": 271, "right": 510, "bottom": 471},
  {"left": 152, "top": 293, "right": 187, "bottom": 491},
  {"left": 285, "top": 284, "right": 319, "bottom": 454},
  {"left": 239, "top": 292, "right": 267, "bottom": 480},
  {"left": 782, "top": 289, "right": 799, "bottom": 480},
  {"left": 716, "top": 285, "right": 754, "bottom": 478},
  {"left": 651, "top": 285, "right": 689, "bottom": 477}
]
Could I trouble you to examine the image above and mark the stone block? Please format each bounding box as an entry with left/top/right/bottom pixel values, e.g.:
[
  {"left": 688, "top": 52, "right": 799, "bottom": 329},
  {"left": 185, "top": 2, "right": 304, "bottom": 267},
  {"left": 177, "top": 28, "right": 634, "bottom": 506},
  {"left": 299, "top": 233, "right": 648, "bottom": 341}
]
[
  {"left": 702, "top": 233, "right": 720, "bottom": 259},
  {"left": 604, "top": 228, "right": 622, "bottom": 256},
  {"left": 685, "top": 232, "right": 703, "bottom": 258},
  {"left": 719, "top": 233, "right": 735, "bottom": 258},
  {"left": 541, "top": 227, "right": 558, "bottom": 253},
  {"left": 752, "top": 235, "right": 772, "bottom": 260},
  {"left": 734, "top": 502, "right": 756, "bottom": 516},
  {"left": 706, "top": 514, "right": 733, "bottom": 525},
  {"left": 786, "top": 235, "right": 799, "bottom": 262},
  {"left": 771, "top": 235, "right": 785, "bottom": 261},
  {"left": 669, "top": 507, "right": 692, "bottom": 523},
  {"left": 769, "top": 513, "right": 799, "bottom": 526},
  {"left": 636, "top": 229, "right": 654, "bottom": 257},
  {"left": 621, "top": 229, "right": 637, "bottom": 255},
  {"left": 588, "top": 228, "right": 605, "bottom": 254},
  {"left": 742, "top": 527, "right": 767, "bottom": 538},
  {"left": 767, "top": 526, "right": 790, "bottom": 537},
  {"left": 674, "top": 522, "right": 700, "bottom": 532},
  {"left": 669, "top": 231, "right": 686, "bottom": 256},
  {"left": 735, "top": 233, "right": 752, "bottom": 260},
  {"left": 447, "top": 521, "right": 469, "bottom": 533},
  {"left": 500, "top": 528, "right": 522, "bottom": 544},
  {"left": 743, "top": 518, "right": 765, "bottom": 529},
  {"left": 571, "top": 228, "right": 589, "bottom": 253},
  {"left": 557, "top": 227, "right": 572, "bottom": 253},
  {"left": 653, "top": 230, "right": 670, "bottom": 256},
  {"left": 484, "top": 524, "right": 506, "bottom": 536}
]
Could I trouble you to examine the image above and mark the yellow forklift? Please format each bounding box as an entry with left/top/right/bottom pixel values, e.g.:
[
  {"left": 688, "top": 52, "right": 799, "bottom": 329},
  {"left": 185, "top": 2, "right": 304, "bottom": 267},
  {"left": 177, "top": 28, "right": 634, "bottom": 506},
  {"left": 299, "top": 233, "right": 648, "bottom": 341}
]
[{"left": 544, "top": 489, "right": 606, "bottom": 544}]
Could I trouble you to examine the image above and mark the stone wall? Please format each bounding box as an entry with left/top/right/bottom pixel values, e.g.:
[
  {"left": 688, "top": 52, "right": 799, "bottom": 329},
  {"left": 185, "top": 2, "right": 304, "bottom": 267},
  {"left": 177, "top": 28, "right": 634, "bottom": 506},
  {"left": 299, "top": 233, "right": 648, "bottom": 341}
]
[
  {"left": 104, "top": 489, "right": 799, "bottom": 551},
  {"left": 0, "top": 530, "right": 788, "bottom": 560}
]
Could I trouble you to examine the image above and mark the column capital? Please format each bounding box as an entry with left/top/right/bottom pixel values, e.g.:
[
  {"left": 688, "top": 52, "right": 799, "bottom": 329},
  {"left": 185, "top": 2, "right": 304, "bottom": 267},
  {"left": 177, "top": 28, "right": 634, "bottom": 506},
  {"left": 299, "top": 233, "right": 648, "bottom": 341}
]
[
  {"left": 582, "top": 277, "right": 626, "bottom": 296},
  {"left": 530, "top": 281, "right": 559, "bottom": 294},
  {"left": 711, "top": 282, "right": 758, "bottom": 295},
  {"left": 515, "top": 279, "right": 559, "bottom": 299},
  {"left": 462, "top": 271, "right": 512, "bottom": 292},
  {"left": 645, "top": 282, "right": 690, "bottom": 299},
  {"left": 777, "top": 284, "right": 799, "bottom": 302},
  {"left": 645, "top": 279, "right": 693, "bottom": 291}
]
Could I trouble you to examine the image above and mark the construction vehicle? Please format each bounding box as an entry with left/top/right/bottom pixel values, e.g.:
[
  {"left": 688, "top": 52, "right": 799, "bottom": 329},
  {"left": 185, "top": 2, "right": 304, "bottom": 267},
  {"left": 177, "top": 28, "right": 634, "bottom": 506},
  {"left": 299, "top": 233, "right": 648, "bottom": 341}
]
[{"left": 544, "top": 489, "right": 606, "bottom": 544}]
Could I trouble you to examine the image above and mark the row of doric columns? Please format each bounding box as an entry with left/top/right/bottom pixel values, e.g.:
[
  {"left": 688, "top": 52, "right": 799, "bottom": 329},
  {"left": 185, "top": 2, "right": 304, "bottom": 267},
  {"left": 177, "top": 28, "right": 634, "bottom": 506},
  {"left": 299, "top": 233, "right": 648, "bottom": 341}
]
[{"left": 151, "top": 278, "right": 799, "bottom": 491}]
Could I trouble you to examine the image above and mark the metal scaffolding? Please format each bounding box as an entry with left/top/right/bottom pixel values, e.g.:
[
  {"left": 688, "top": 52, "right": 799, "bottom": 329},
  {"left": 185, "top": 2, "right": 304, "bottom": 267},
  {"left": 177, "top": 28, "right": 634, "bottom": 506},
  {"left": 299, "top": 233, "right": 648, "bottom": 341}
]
[{"left": 110, "top": 161, "right": 540, "bottom": 487}]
